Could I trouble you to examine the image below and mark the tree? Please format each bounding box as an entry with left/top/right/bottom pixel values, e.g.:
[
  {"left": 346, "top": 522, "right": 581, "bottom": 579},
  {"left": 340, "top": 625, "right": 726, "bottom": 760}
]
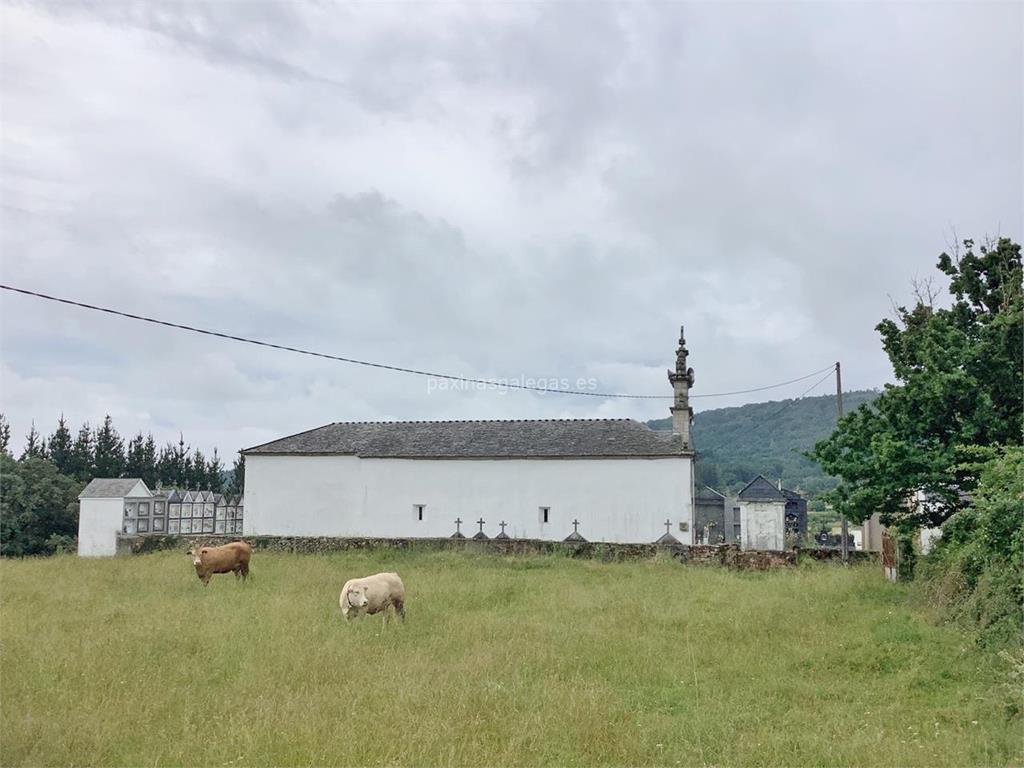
[
  {"left": 190, "top": 449, "right": 207, "bottom": 489},
  {"left": 812, "top": 238, "right": 1022, "bottom": 530},
  {"left": 68, "top": 423, "right": 95, "bottom": 482},
  {"left": 125, "top": 432, "right": 148, "bottom": 482},
  {"left": 229, "top": 453, "right": 245, "bottom": 496},
  {"left": 48, "top": 415, "right": 74, "bottom": 475},
  {"left": 20, "top": 422, "right": 46, "bottom": 461},
  {"left": 0, "top": 454, "right": 82, "bottom": 556},
  {"left": 206, "top": 449, "right": 224, "bottom": 493},
  {"left": 141, "top": 434, "right": 158, "bottom": 488},
  {"left": 0, "top": 414, "right": 10, "bottom": 457},
  {"left": 92, "top": 415, "right": 125, "bottom": 478}
]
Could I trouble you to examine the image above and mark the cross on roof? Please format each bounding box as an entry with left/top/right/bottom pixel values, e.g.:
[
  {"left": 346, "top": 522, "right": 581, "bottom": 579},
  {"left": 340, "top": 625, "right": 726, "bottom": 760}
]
[
  {"left": 477, "top": 518, "right": 486, "bottom": 533},
  {"left": 665, "top": 519, "right": 672, "bottom": 533},
  {"left": 499, "top": 521, "right": 507, "bottom": 534},
  {"left": 572, "top": 519, "right": 580, "bottom": 534},
  {"left": 454, "top": 517, "right": 462, "bottom": 534}
]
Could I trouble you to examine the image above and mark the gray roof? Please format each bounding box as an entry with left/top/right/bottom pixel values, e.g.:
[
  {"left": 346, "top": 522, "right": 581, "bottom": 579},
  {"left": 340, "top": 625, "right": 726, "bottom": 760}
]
[
  {"left": 79, "top": 478, "right": 146, "bottom": 499},
  {"left": 737, "top": 475, "right": 787, "bottom": 502},
  {"left": 243, "top": 419, "right": 686, "bottom": 459}
]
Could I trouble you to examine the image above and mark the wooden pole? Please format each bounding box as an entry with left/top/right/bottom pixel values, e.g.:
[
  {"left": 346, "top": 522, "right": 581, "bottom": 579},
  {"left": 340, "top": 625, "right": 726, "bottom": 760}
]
[{"left": 837, "top": 362, "right": 849, "bottom": 563}]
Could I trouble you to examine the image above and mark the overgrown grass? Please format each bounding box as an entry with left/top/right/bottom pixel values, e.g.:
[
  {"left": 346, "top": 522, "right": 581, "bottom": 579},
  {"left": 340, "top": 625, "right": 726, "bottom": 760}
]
[{"left": 1, "top": 551, "right": 1019, "bottom": 767}]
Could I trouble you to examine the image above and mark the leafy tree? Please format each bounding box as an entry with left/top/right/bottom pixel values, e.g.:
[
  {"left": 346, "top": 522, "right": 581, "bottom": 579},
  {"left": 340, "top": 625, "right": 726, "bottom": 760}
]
[
  {"left": 47, "top": 415, "right": 74, "bottom": 475},
  {"left": 0, "top": 454, "right": 82, "bottom": 556},
  {"left": 20, "top": 422, "right": 46, "bottom": 460},
  {"left": 0, "top": 414, "right": 10, "bottom": 457},
  {"left": 812, "top": 238, "right": 1022, "bottom": 529},
  {"left": 68, "top": 423, "right": 95, "bottom": 482},
  {"left": 92, "top": 415, "right": 125, "bottom": 478}
]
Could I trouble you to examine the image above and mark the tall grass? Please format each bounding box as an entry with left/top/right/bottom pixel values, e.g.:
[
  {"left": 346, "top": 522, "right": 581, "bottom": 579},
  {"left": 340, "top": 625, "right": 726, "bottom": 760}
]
[{"left": 1, "top": 550, "right": 1019, "bottom": 767}]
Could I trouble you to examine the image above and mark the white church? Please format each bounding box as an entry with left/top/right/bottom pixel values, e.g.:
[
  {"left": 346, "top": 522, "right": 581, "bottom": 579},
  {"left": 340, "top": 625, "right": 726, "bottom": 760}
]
[
  {"left": 77, "top": 329, "right": 706, "bottom": 554},
  {"left": 239, "top": 328, "right": 699, "bottom": 544}
]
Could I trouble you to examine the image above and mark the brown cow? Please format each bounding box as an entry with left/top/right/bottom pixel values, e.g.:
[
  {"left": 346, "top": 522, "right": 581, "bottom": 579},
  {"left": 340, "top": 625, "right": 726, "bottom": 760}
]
[{"left": 188, "top": 541, "right": 252, "bottom": 586}]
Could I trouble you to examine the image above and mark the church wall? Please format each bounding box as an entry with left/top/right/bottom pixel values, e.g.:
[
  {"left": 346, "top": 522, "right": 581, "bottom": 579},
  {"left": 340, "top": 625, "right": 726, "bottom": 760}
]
[{"left": 244, "top": 454, "right": 694, "bottom": 544}]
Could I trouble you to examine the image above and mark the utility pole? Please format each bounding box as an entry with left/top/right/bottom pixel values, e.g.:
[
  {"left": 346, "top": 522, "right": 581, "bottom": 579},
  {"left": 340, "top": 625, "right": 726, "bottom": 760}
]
[{"left": 836, "top": 361, "right": 849, "bottom": 563}]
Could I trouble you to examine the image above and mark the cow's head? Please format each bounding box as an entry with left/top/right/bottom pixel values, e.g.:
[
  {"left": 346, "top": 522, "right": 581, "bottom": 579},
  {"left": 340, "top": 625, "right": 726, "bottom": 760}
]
[
  {"left": 187, "top": 547, "right": 208, "bottom": 567},
  {"left": 346, "top": 584, "right": 369, "bottom": 609}
]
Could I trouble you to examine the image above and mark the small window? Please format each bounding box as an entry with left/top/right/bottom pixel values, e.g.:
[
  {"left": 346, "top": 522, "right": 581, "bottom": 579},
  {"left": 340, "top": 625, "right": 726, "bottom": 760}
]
[
  {"left": 154, "top": 502, "right": 165, "bottom": 516},
  {"left": 539, "top": 507, "right": 550, "bottom": 524},
  {"left": 137, "top": 518, "right": 150, "bottom": 533},
  {"left": 414, "top": 504, "right": 425, "bottom": 521},
  {"left": 733, "top": 523, "right": 742, "bottom": 540},
  {"left": 152, "top": 517, "right": 165, "bottom": 532},
  {"left": 168, "top": 503, "right": 181, "bottom": 519},
  {"left": 138, "top": 502, "right": 150, "bottom": 517}
]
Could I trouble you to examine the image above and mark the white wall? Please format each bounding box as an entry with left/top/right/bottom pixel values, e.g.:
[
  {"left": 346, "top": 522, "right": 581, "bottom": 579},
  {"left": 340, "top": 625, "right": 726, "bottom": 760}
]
[
  {"left": 738, "top": 500, "right": 785, "bottom": 551},
  {"left": 245, "top": 455, "right": 694, "bottom": 544},
  {"left": 78, "top": 498, "right": 124, "bottom": 557}
]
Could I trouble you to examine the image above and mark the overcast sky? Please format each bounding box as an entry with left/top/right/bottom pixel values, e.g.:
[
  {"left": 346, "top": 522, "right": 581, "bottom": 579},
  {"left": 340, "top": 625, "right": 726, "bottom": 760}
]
[{"left": 1, "top": 1, "right": 1020, "bottom": 460}]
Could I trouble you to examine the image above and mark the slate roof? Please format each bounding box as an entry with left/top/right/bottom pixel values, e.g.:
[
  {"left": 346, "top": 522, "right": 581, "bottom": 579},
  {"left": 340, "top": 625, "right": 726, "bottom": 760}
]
[
  {"left": 243, "top": 419, "right": 686, "bottom": 459},
  {"left": 79, "top": 478, "right": 146, "bottom": 499},
  {"left": 737, "top": 475, "right": 787, "bottom": 501}
]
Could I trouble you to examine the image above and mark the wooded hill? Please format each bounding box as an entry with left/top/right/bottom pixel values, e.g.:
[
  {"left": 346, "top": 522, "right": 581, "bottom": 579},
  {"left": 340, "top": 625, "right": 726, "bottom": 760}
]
[{"left": 648, "top": 389, "right": 879, "bottom": 499}]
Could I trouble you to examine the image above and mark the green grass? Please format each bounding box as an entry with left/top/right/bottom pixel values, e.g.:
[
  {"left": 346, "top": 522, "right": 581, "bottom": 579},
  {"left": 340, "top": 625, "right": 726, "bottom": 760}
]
[{"left": 1, "top": 550, "right": 1019, "bottom": 767}]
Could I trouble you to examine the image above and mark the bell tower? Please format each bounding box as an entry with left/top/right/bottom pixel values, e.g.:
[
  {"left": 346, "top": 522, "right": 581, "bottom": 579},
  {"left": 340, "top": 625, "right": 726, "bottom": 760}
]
[{"left": 667, "top": 325, "right": 695, "bottom": 450}]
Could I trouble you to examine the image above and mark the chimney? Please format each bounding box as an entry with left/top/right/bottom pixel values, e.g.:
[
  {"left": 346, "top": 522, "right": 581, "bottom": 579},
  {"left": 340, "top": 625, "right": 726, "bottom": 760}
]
[
  {"left": 778, "top": 479, "right": 783, "bottom": 491},
  {"left": 667, "top": 325, "right": 695, "bottom": 450}
]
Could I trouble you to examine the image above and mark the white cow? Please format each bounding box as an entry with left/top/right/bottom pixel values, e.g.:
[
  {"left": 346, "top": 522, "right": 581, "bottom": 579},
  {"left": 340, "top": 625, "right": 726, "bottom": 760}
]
[{"left": 340, "top": 572, "right": 406, "bottom": 624}]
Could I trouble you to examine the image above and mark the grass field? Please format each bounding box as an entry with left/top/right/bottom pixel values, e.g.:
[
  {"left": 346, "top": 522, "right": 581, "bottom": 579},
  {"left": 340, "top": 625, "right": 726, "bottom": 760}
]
[{"left": 1, "top": 550, "right": 1020, "bottom": 767}]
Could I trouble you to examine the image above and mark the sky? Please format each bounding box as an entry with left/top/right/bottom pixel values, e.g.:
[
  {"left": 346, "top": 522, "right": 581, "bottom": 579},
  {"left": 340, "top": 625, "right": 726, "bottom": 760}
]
[{"left": 1, "top": 1, "right": 1021, "bottom": 460}]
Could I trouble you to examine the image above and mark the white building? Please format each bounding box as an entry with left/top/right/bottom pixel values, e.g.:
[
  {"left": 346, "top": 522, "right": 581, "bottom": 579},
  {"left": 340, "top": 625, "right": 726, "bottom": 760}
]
[
  {"left": 241, "top": 329, "right": 698, "bottom": 544},
  {"left": 78, "top": 478, "right": 152, "bottom": 556},
  {"left": 735, "top": 476, "right": 788, "bottom": 551}
]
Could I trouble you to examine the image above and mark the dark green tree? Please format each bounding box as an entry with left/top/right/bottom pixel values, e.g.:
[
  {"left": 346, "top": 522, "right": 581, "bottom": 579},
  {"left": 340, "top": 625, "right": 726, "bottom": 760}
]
[
  {"left": 141, "top": 434, "right": 158, "bottom": 488},
  {"left": 68, "top": 423, "right": 94, "bottom": 482},
  {"left": 190, "top": 449, "right": 207, "bottom": 489},
  {"left": 229, "top": 453, "right": 245, "bottom": 496},
  {"left": 47, "top": 415, "right": 74, "bottom": 475},
  {"left": 812, "top": 238, "right": 1022, "bottom": 529},
  {"left": 125, "top": 432, "right": 148, "bottom": 481},
  {"left": 0, "top": 414, "right": 10, "bottom": 457},
  {"left": 0, "top": 454, "right": 82, "bottom": 556},
  {"left": 92, "top": 415, "right": 125, "bottom": 478},
  {"left": 206, "top": 449, "right": 224, "bottom": 493},
  {"left": 20, "top": 422, "right": 46, "bottom": 460}
]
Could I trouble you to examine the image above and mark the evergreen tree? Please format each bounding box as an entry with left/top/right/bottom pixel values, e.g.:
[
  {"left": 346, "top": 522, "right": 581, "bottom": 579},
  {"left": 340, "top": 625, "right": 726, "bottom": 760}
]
[
  {"left": 160, "top": 435, "right": 190, "bottom": 488},
  {"left": 206, "top": 448, "right": 224, "bottom": 493},
  {"left": 47, "top": 415, "right": 74, "bottom": 475},
  {"left": 93, "top": 415, "right": 126, "bottom": 478},
  {"left": 141, "top": 434, "right": 158, "bottom": 488},
  {"left": 125, "top": 432, "right": 147, "bottom": 480},
  {"left": 0, "top": 414, "right": 11, "bottom": 457},
  {"left": 20, "top": 422, "right": 46, "bottom": 460},
  {"left": 190, "top": 449, "right": 207, "bottom": 489},
  {"left": 69, "top": 423, "right": 94, "bottom": 482},
  {"left": 229, "top": 453, "right": 245, "bottom": 496}
]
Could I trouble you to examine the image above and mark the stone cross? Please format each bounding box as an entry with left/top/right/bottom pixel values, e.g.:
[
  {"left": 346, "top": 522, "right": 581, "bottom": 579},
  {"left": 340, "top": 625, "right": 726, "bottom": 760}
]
[
  {"left": 499, "top": 521, "right": 507, "bottom": 535},
  {"left": 454, "top": 518, "right": 463, "bottom": 535},
  {"left": 477, "top": 518, "right": 486, "bottom": 534},
  {"left": 572, "top": 519, "right": 581, "bottom": 534},
  {"left": 664, "top": 519, "right": 672, "bottom": 534}
]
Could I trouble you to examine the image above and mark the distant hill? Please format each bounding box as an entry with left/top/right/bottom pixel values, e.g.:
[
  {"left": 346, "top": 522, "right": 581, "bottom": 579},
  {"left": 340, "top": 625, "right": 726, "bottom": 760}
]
[{"left": 648, "top": 389, "right": 879, "bottom": 500}]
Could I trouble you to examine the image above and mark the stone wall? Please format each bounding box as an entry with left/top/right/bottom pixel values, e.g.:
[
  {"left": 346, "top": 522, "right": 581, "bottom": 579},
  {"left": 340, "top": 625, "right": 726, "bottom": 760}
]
[{"left": 120, "top": 534, "right": 863, "bottom": 570}]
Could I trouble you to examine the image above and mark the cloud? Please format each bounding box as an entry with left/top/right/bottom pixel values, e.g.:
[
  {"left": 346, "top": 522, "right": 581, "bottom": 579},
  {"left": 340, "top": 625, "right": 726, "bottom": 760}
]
[{"left": 1, "top": 1, "right": 1020, "bottom": 458}]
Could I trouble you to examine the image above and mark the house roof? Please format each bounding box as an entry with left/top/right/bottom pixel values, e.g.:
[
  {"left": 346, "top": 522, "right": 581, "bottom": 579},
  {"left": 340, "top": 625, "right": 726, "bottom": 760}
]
[
  {"left": 696, "top": 485, "right": 727, "bottom": 501},
  {"left": 79, "top": 478, "right": 147, "bottom": 499},
  {"left": 243, "top": 419, "right": 686, "bottom": 459},
  {"left": 737, "top": 475, "right": 788, "bottom": 502}
]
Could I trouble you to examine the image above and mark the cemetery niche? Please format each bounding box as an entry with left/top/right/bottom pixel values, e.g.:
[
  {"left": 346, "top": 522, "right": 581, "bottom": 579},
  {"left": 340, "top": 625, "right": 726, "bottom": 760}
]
[{"left": 123, "top": 488, "right": 243, "bottom": 537}]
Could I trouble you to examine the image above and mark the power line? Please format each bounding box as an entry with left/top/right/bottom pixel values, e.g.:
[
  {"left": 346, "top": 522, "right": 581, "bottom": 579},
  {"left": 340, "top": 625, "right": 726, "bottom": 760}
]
[
  {"left": 0, "top": 283, "right": 834, "bottom": 401},
  {"left": 747, "top": 365, "right": 839, "bottom": 441}
]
